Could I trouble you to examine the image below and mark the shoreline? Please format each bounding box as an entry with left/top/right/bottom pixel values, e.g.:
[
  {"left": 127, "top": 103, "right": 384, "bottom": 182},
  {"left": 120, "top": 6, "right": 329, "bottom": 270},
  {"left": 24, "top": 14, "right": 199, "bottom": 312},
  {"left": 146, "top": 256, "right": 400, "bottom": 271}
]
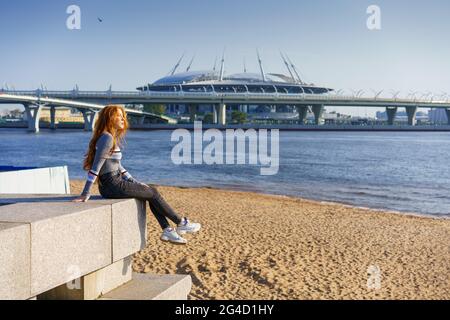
[
  {"left": 3, "top": 123, "right": 450, "bottom": 132},
  {"left": 183, "top": 184, "right": 450, "bottom": 221},
  {"left": 81, "top": 179, "right": 450, "bottom": 221},
  {"left": 177, "top": 184, "right": 450, "bottom": 220}
]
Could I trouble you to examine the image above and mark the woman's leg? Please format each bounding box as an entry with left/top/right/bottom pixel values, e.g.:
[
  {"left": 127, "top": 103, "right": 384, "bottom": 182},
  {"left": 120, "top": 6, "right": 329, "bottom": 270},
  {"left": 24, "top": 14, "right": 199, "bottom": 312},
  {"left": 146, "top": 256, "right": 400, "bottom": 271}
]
[
  {"left": 108, "top": 179, "right": 183, "bottom": 228},
  {"left": 99, "top": 173, "right": 183, "bottom": 230},
  {"left": 148, "top": 201, "right": 171, "bottom": 230},
  {"left": 143, "top": 184, "right": 183, "bottom": 228}
]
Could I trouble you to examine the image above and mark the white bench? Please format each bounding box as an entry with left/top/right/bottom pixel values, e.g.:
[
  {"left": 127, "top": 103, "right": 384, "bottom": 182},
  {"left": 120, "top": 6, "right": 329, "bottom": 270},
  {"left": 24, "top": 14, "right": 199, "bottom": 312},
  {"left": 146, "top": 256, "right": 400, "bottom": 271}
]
[
  {"left": 0, "top": 166, "right": 71, "bottom": 194},
  {"left": 0, "top": 194, "right": 192, "bottom": 300}
]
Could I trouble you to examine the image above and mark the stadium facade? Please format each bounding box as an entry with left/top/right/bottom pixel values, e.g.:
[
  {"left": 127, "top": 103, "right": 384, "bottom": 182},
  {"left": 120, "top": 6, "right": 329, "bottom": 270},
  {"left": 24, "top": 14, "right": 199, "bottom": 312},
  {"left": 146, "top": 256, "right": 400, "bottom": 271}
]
[
  {"left": 137, "top": 53, "right": 333, "bottom": 95},
  {"left": 136, "top": 52, "right": 334, "bottom": 124}
]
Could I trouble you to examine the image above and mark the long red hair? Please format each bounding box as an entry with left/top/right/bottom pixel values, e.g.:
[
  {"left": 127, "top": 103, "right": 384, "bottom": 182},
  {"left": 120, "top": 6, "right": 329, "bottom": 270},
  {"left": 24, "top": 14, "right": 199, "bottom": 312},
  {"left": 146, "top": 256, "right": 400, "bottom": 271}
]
[{"left": 83, "top": 105, "right": 129, "bottom": 171}]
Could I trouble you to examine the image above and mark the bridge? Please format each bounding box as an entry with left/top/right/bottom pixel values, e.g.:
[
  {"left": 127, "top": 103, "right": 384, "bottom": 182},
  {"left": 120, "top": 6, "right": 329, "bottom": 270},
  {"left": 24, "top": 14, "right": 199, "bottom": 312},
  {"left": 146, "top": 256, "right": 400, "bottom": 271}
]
[
  {"left": 2, "top": 89, "right": 450, "bottom": 131},
  {"left": 0, "top": 93, "right": 177, "bottom": 132}
]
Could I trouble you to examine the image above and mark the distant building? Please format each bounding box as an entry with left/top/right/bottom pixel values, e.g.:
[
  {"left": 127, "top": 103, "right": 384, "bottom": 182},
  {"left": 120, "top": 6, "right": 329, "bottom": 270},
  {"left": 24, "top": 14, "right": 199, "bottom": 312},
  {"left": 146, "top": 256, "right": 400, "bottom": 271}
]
[
  {"left": 5, "top": 109, "right": 24, "bottom": 119},
  {"left": 428, "top": 109, "right": 448, "bottom": 124},
  {"left": 323, "top": 111, "right": 352, "bottom": 124},
  {"left": 23, "top": 107, "right": 84, "bottom": 123},
  {"left": 376, "top": 110, "right": 429, "bottom": 123}
]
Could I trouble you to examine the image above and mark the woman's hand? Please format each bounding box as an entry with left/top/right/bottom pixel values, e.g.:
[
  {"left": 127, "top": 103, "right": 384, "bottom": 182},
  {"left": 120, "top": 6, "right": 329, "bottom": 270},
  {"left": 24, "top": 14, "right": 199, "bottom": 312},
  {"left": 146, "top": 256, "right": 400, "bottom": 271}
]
[
  {"left": 138, "top": 182, "right": 149, "bottom": 187},
  {"left": 72, "top": 195, "right": 90, "bottom": 202}
]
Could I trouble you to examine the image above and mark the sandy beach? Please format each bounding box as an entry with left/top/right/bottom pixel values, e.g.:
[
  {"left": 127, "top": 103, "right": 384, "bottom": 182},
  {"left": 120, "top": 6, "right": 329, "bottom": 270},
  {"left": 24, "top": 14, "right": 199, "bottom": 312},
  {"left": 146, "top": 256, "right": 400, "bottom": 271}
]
[{"left": 71, "top": 180, "right": 449, "bottom": 300}]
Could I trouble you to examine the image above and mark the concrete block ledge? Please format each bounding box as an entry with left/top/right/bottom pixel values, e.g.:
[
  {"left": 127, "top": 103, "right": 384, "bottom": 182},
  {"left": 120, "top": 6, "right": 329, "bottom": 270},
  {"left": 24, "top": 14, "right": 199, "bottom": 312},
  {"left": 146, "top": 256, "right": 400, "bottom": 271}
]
[
  {"left": 0, "top": 194, "right": 150, "bottom": 300},
  {"left": 38, "top": 256, "right": 133, "bottom": 300},
  {"left": 0, "top": 222, "right": 31, "bottom": 300}
]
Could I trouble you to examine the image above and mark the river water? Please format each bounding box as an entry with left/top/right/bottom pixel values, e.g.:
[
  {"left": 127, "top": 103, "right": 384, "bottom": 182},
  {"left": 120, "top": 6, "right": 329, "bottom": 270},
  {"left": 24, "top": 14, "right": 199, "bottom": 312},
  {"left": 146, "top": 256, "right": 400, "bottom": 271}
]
[{"left": 1, "top": 128, "right": 449, "bottom": 217}]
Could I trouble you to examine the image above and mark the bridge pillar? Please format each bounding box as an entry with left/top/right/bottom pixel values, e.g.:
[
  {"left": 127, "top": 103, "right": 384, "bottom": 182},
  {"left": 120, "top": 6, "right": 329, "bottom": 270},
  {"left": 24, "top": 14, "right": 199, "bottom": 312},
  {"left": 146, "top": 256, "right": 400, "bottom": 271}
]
[
  {"left": 217, "top": 102, "right": 226, "bottom": 126},
  {"left": 312, "top": 105, "right": 324, "bottom": 125},
  {"left": 24, "top": 104, "right": 43, "bottom": 133},
  {"left": 406, "top": 106, "right": 418, "bottom": 126},
  {"left": 446, "top": 109, "right": 450, "bottom": 125},
  {"left": 81, "top": 109, "right": 98, "bottom": 131},
  {"left": 297, "top": 105, "right": 308, "bottom": 125},
  {"left": 188, "top": 104, "right": 198, "bottom": 123},
  {"left": 138, "top": 116, "right": 145, "bottom": 125},
  {"left": 212, "top": 105, "right": 218, "bottom": 124},
  {"left": 49, "top": 106, "right": 57, "bottom": 130},
  {"left": 386, "top": 107, "right": 398, "bottom": 125}
]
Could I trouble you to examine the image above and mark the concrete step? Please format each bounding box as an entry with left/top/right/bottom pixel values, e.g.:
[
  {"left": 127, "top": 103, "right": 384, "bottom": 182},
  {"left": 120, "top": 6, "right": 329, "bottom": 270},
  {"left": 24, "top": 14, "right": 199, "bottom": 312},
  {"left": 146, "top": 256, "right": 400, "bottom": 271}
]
[{"left": 98, "top": 273, "right": 192, "bottom": 300}]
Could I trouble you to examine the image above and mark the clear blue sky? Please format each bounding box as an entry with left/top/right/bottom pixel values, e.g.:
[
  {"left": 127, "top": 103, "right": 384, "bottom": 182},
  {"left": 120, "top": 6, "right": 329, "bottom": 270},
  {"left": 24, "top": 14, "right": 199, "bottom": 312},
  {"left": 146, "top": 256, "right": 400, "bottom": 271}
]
[{"left": 1, "top": 0, "right": 450, "bottom": 116}]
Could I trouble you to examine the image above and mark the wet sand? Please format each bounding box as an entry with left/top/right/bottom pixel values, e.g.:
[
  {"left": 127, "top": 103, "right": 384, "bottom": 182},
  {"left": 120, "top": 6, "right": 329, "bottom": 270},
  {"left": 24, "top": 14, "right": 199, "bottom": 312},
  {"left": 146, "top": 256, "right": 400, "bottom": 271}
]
[{"left": 72, "top": 180, "right": 450, "bottom": 300}]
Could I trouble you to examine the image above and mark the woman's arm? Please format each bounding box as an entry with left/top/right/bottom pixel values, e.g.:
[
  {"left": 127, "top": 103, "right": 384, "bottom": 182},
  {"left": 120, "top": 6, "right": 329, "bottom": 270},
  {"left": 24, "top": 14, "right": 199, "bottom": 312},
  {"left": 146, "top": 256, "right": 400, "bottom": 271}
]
[
  {"left": 118, "top": 163, "right": 138, "bottom": 183},
  {"left": 118, "top": 163, "right": 149, "bottom": 186},
  {"left": 79, "top": 134, "right": 114, "bottom": 198}
]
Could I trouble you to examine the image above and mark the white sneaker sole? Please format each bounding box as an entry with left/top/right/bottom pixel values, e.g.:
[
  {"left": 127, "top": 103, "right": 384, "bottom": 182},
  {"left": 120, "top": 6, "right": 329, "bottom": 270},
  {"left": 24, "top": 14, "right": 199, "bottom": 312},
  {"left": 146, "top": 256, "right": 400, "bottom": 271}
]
[
  {"left": 161, "top": 235, "right": 187, "bottom": 244},
  {"left": 177, "top": 224, "right": 201, "bottom": 235}
]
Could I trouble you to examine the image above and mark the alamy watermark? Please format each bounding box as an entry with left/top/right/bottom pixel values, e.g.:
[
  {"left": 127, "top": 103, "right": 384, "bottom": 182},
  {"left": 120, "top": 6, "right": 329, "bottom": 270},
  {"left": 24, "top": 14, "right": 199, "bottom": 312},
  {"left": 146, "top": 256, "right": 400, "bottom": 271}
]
[
  {"left": 66, "top": 4, "right": 380, "bottom": 32},
  {"left": 66, "top": 5, "right": 81, "bottom": 30},
  {"left": 171, "top": 121, "right": 279, "bottom": 176},
  {"left": 66, "top": 265, "right": 82, "bottom": 290},
  {"left": 367, "top": 265, "right": 382, "bottom": 290},
  {"left": 367, "top": 5, "right": 381, "bottom": 30}
]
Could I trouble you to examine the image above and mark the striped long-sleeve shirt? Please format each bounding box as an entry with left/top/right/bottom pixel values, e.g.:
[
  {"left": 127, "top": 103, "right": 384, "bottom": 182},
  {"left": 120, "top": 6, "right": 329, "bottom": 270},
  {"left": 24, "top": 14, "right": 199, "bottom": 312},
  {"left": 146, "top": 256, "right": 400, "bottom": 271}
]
[{"left": 81, "top": 132, "right": 136, "bottom": 196}]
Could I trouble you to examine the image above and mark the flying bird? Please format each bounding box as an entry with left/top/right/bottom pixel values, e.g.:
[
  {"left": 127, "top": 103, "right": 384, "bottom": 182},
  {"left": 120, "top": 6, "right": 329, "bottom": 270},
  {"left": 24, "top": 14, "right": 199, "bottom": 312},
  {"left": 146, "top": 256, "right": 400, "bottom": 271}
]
[{"left": 97, "top": 17, "right": 103, "bottom": 23}]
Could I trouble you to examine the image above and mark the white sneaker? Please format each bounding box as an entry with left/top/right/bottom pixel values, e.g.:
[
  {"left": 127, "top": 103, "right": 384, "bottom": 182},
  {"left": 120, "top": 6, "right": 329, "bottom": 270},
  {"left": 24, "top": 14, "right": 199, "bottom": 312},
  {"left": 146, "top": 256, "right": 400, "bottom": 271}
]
[
  {"left": 161, "top": 227, "right": 187, "bottom": 244},
  {"left": 177, "top": 217, "right": 201, "bottom": 235}
]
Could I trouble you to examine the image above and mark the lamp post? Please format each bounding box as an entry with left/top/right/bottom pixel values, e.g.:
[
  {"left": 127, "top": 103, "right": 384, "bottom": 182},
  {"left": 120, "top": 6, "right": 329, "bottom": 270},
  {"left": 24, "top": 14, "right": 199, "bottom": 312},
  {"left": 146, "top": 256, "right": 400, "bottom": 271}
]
[
  {"left": 390, "top": 90, "right": 401, "bottom": 101},
  {"left": 407, "top": 91, "right": 418, "bottom": 101},
  {"left": 371, "top": 89, "right": 383, "bottom": 100}
]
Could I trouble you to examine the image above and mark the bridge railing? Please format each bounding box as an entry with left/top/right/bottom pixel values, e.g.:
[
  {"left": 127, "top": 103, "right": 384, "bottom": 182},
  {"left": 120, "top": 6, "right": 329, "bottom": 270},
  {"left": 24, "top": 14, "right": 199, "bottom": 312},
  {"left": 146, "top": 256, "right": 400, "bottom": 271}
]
[{"left": 2, "top": 90, "right": 450, "bottom": 106}]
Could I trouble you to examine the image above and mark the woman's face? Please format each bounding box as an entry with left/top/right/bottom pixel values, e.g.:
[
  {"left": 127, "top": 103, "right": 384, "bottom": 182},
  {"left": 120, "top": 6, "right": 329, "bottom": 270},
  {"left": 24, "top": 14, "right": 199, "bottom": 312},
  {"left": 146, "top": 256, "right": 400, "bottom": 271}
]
[{"left": 112, "top": 109, "right": 125, "bottom": 130}]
